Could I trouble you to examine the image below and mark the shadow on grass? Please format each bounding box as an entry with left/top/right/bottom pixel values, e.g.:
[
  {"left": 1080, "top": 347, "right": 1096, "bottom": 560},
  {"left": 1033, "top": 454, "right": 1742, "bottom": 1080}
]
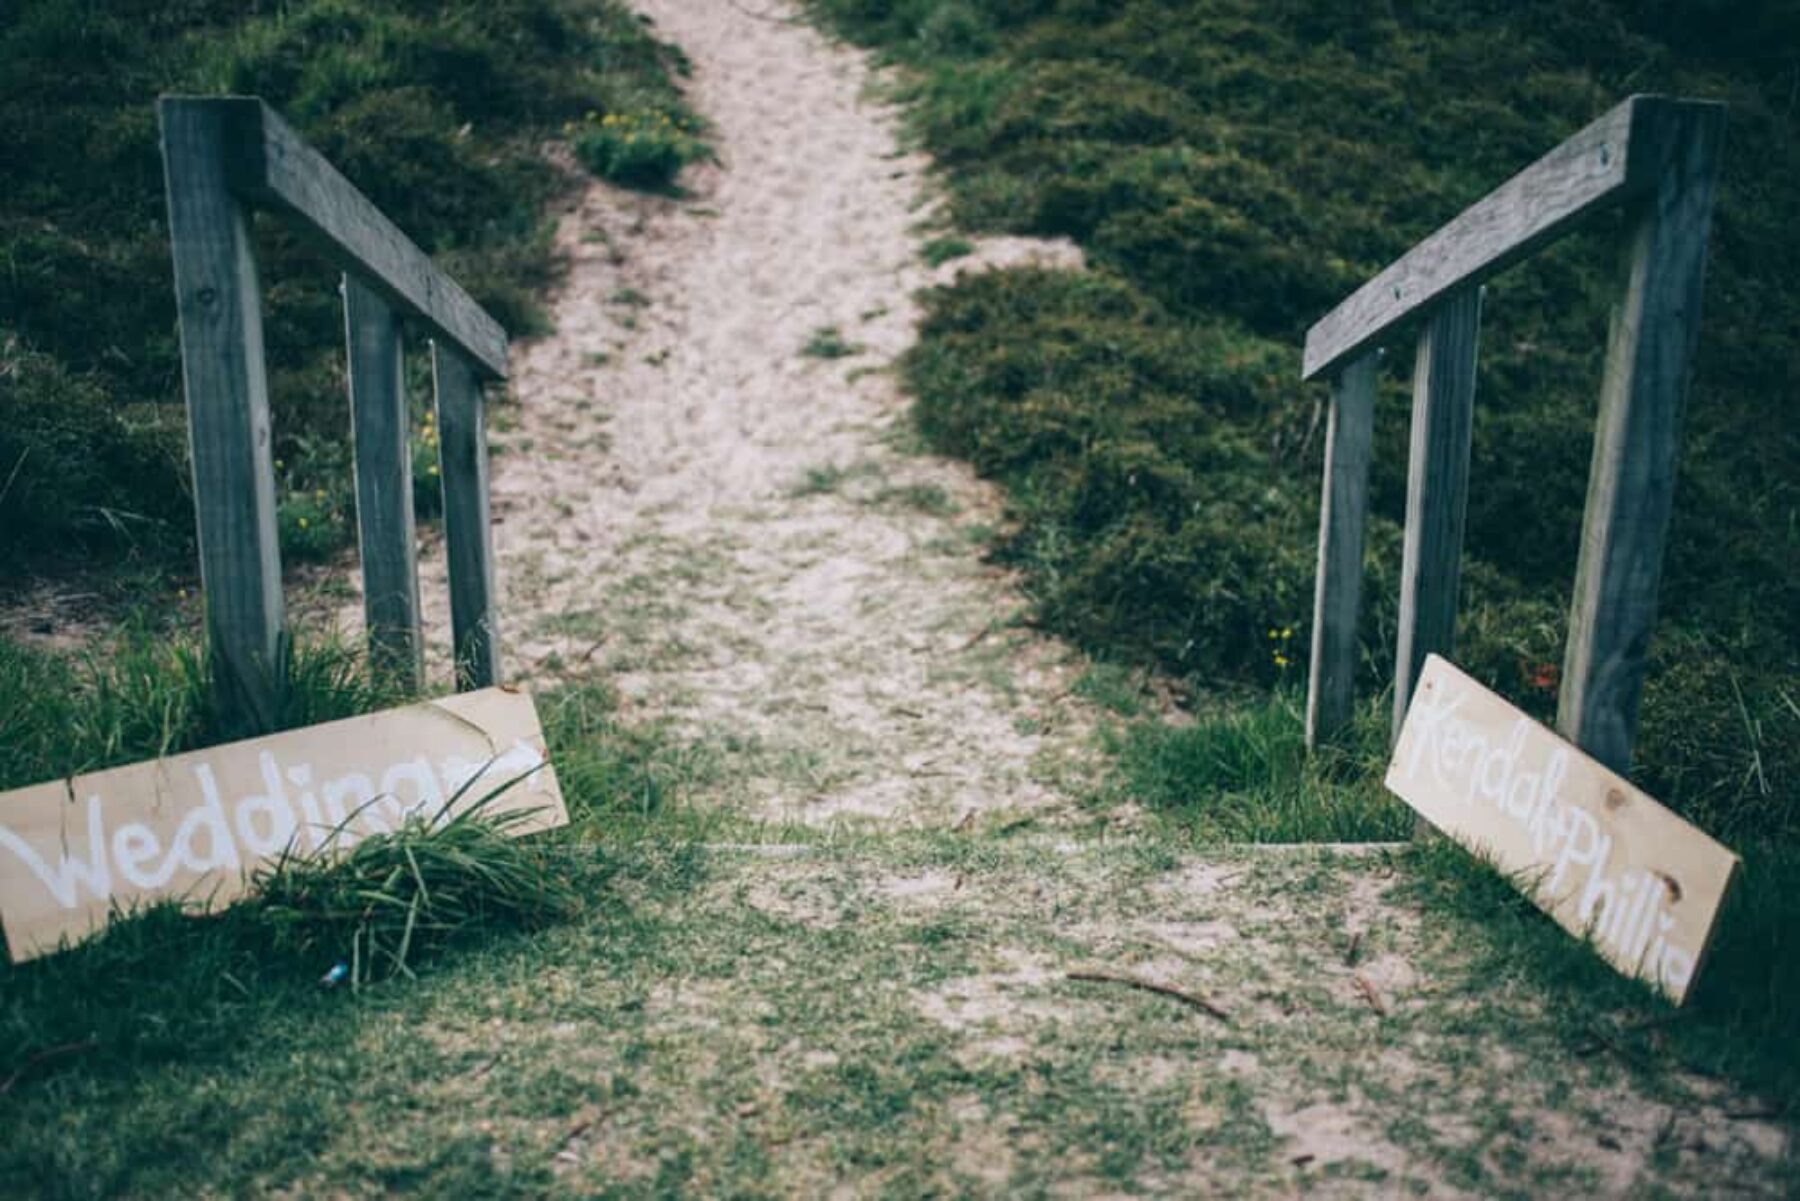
[
  {"left": 1406, "top": 837, "right": 1800, "bottom": 1114},
  {"left": 1114, "top": 688, "right": 1798, "bottom": 1111}
]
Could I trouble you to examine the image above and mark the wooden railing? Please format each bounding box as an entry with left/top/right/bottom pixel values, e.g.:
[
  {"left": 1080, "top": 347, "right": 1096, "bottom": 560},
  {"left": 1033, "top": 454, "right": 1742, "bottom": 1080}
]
[
  {"left": 1301, "top": 94, "right": 1725, "bottom": 774},
  {"left": 159, "top": 97, "right": 507, "bottom": 727}
]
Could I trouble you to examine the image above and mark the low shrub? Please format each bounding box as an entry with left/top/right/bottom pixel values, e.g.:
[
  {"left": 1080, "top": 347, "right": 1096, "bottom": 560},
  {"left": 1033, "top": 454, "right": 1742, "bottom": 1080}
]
[{"left": 572, "top": 109, "right": 706, "bottom": 192}]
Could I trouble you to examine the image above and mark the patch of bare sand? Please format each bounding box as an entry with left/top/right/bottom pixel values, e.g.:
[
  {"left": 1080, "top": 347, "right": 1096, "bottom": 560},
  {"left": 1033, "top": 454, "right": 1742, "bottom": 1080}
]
[{"left": 320, "top": 0, "right": 1106, "bottom": 832}]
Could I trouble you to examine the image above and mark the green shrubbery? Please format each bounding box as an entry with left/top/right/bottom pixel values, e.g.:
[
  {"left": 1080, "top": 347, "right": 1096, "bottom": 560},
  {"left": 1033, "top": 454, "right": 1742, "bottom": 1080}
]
[
  {"left": 572, "top": 109, "right": 706, "bottom": 191},
  {"left": 817, "top": 0, "right": 1799, "bottom": 847},
  {"left": 0, "top": 0, "right": 698, "bottom": 574}
]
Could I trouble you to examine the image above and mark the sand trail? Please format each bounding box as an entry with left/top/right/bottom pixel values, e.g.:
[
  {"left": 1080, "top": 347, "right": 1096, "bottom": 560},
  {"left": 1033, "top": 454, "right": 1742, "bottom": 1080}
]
[{"left": 387, "top": 0, "right": 1101, "bottom": 829}]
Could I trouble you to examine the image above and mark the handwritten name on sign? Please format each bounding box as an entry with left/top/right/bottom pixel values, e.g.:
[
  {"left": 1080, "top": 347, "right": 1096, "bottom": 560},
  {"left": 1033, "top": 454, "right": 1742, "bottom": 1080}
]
[
  {"left": 0, "top": 687, "right": 568, "bottom": 962},
  {"left": 1386, "top": 656, "right": 1737, "bottom": 1005}
]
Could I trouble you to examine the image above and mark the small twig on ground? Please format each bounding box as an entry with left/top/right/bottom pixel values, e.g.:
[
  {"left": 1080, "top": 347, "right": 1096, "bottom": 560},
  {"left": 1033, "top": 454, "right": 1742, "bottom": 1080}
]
[
  {"left": 0, "top": 1039, "right": 99, "bottom": 1095},
  {"left": 1067, "top": 970, "right": 1230, "bottom": 1023},
  {"left": 890, "top": 706, "right": 924, "bottom": 719},
  {"left": 1343, "top": 930, "right": 1363, "bottom": 967},
  {"left": 956, "top": 623, "right": 997, "bottom": 652},
  {"left": 1352, "top": 974, "right": 1388, "bottom": 1016}
]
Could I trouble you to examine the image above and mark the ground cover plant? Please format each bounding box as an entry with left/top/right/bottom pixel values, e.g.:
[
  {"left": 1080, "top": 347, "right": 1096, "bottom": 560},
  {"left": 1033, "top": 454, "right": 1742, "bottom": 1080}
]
[
  {"left": 807, "top": 0, "right": 1800, "bottom": 1110},
  {"left": 810, "top": 0, "right": 1798, "bottom": 845},
  {"left": 2, "top": 836, "right": 1792, "bottom": 1196},
  {"left": 0, "top": 0, "right": 699, "bottom": 578}
]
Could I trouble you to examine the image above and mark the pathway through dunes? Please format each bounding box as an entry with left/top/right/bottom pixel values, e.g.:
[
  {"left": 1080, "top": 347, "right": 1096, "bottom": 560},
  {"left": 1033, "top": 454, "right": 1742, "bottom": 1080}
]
[
  {"left": 313, "top": 1, "right": 1797, "bottom": 1194},
  {"left": 389, "top": 0, "right": 1108, "bottom": 831}
]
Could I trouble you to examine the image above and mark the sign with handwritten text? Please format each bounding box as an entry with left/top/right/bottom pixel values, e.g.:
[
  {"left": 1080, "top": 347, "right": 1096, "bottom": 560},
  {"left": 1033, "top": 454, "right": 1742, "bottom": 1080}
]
[
  {"left": 0, "top": 687, "right": 567, "bottom": 962},
  {"left": 1386, "top": 656, "right": 1737, "bottom": 1004}
]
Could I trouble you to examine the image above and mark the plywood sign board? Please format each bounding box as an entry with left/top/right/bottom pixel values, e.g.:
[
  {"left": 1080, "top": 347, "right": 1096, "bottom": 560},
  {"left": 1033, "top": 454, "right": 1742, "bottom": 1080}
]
[
  {"left": 1386, "top": 655, "right": 1737, "bottom": 1005},
  {"left": 0, "top": 686, "right": 567, "bottom": 963}
]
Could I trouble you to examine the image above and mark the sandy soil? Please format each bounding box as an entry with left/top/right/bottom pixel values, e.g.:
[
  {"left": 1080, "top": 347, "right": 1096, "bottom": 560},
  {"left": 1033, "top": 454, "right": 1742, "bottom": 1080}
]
[{"left": 368, "top": 0, "right": 1110, "bottom": 830}]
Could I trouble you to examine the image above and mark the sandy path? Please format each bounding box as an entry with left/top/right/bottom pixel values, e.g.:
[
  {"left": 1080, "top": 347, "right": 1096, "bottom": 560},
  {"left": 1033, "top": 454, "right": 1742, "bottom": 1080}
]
[{"left": 388, "top": 0, "right": 1112, "bottom": 829}]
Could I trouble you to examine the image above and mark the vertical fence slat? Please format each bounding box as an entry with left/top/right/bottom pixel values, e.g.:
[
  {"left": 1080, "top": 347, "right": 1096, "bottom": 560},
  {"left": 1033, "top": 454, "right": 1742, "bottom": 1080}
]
[
  {"left": 1558, "top": 106, "right": 1724, "bottom": 774},
  {"left": 344, "top": 275, "right": 422, "bottom": 693},
  {"left": 159, "top": 99, "right": 286, "bottom": 730},
  {"left": 432, "top": 342, "right": 500, "bottom": 690},
  {"left": 1392, "top": 286, "right": 1483, "bottom": 742},
  {"left": 1305, "top": 352, "right": 1379, "bottom": 749}
]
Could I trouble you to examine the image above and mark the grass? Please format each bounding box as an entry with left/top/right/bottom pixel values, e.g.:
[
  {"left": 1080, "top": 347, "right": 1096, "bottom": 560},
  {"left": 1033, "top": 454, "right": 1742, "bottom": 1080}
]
[
  {"left": 921, "top": 234, "right": 974, "bottom": 266},
  {"left": 806, "top": 0, "right": 1799, "bottom": 849},
  {"left": 801, "top": 325, "right": 861, "bottom": 359},
  {"left": 571, "top": 109, "right": 706, "bottom": 193},
  {"left": 0, "top": 625, "right": 410, "bottom": 788},
  {"left": 809, "top": 0, "right": 1800, "bottom": 1110},
  {"left": 1108, "top": 692, "right": 1412, "bottom": 844},
  {"left": 0, "top": 625, "right": 735, "bottom": 1141},
  {"left": 3, "top": 837, "right": 1788, "bottom": 1195},
  {"left": 0, "top": 0, "right": 701, "bottom": 578}
]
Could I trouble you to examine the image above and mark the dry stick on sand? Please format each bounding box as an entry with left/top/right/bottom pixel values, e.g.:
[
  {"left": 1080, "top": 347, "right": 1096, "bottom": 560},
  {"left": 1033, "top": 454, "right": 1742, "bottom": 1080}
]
[{"left": 1067, "top": 971, "right": 1231, "bottom": 1023}]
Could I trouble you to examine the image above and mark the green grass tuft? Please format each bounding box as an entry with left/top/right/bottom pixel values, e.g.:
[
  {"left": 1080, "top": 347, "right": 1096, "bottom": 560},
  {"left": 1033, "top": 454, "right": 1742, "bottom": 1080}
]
[
  {"left": 802, "top": 325, "right": 861, "bottom": 360},
  {"left": 1111, "top": 692, "right": 1411, "bottom": 843},
  {"left": 920, "top": 234, "right": 974, "bottom": 267}
]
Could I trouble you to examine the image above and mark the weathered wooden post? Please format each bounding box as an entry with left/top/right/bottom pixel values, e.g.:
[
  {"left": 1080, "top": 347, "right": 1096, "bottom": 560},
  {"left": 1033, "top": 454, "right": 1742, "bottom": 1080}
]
[
  {"left": 1558, "top": 104, "right": 1724, "bottom": 773},
  {"left": 1392, "top": 286, "right": 1482, "bottom": 740},
  {"left": 344, "top": 275, "right": 423, "bottom": 692},
  {"left": 159, "top": 98, "right": 287, "bottom": 731},
  {"left": 433, "top": 344, "right": 500, "bottom": 690},
  {"left": 1304, "top": 353, "right": 1378, "bottom": 747}
]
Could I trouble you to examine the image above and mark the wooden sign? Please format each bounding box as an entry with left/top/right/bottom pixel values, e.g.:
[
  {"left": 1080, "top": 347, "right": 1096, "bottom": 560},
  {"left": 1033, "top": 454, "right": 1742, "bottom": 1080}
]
[
  {"left": 0, "top": 687, "right": 567, "bottom": 963},
  {"left": 1386, "top": 656, "right": 1737, "bottom": 1004}
]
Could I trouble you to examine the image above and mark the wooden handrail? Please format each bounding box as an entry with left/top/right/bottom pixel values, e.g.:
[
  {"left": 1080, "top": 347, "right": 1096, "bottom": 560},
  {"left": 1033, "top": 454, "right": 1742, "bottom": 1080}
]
[
  {"left": 164, "top": 96, "right": 509, "bottom": 381},
  {"left": 160, "top": 96, "right": 506, "bottom": 724},
  {"left": 1301, "top": 95, "right": 1721, "bottom": 382},
  {"left": 1301, "top": 94, "right": 1724, "bottom": 783}
]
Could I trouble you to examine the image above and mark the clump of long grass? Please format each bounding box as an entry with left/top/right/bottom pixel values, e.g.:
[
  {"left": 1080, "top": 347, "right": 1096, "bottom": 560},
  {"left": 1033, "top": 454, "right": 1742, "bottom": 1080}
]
[
  {"left": 256, "top": 789, "right": 579, "bottom": 988},
  {"left": 0, "top": 624, "right": 409, "bottom": 790},
  {"left": 1112, "top": 690, "right": 1411, "bottom": 843}
]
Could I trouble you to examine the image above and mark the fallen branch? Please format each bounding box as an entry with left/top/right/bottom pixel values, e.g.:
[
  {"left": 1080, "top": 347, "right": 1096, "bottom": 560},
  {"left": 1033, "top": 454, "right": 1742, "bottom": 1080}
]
[
  {"left": 1067, "top": 970, "right": 1229, "bottom": 1023},
  {"left": 956, "top": 623, "right": 997, "bottom": 653}
]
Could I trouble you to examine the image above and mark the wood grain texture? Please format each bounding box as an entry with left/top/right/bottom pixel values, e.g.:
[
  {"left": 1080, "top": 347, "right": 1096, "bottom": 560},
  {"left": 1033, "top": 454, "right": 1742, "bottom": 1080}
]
[
  {"left": 1305, "top": 353, "right": 1378, "bottom": 749},
  {"left": 185, "top": 96, "right": 509, "bottom": 379},
  {"left": 1303, "top": 95, "right": 1689, "bottom": 381},
  {"left": 1558, "top": 103, "right": 1724, "bottom": 774},
  {"left": 432, "top": 343, "right": 500, "bottom": 690},
  {"left": 1393, "top": 287, "right": 1483, "bottom": 745},
  {"left": 158, "top": 98, "right": 287, "bottom": 731},
  {"left": 344, "top": 275, "right": 422, "bottom": 693},
  {"left": 1389, "top": 656, "right": 1738, "bottom": 1005}
]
